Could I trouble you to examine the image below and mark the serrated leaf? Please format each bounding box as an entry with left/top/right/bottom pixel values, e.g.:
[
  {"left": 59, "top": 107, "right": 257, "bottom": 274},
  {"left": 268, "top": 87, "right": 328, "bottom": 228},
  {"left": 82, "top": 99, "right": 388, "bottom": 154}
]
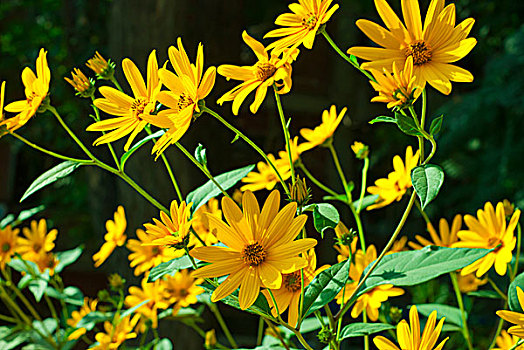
[
  {"left": 147, "top": 255, "right": 194, "bottom": 282},
  {"left": 509, "top": 271, "right": 524, "bottom": 312},
  {"left": 369, "top": 116, "right": 396, "bottom": 124},
  {"left": 395, "top": 112, "right": 423, "bottom": 136},
  {"left": 21, "top": 161, "right": 84, "bottom": 202},
  {"left": 312, "top": 203, "right": 340, "bottom": 238},
  {"left": 55, "top": 247, "right": 83, "bottom": 274},
  {"left": 430, "top": 115, "right": 443, "bottom": 135},
  {"left": 194, "top": 143, "right": 207, "bottom": 166},
  {"left": 416, "top": 303, "right": 464, "bottom": 327},
  {"left": 120, "top": 130, "right": 165, "bottom": 170},
  {"left": 200, "top": 284, "right": 271, "bottom": 317},
  {"left": 411, "top": 164, "right": 445, "bottom": 209},
  {"left": 339, "top": 323, "right": 395, "bottom": 339}
]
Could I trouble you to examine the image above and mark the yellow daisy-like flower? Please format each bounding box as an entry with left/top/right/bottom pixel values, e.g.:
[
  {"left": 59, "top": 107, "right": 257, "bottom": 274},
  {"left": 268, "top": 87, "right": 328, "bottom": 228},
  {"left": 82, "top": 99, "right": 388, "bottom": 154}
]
[
  {"left": 262, "top": 249, "right": 328, "bottom": 327},
  {"left": 347, "top": 0, "right": 476, "bottom": 95},
  {"left": 333, "top": 221, "right": 358, "bottom": 263},
  {"left": 494, "top": 330, "right": 524, "bottom": 350},
  {"left": 191, "top": 198, "right": 222, "bottom": 247},
  {"left": 143, "top": 200, "right": 193, "bottom": 249},
  {"left": 456, "top": 272, "right": 487, "bottom": 293},
  {"left": 148, "top": 38, "right": 216, "bottom": 157},
  {"left": 124, "top": 277, "right": 169, "bottom": 331},
  {"left": 2, "top": 49, "right": 50, "bottom": 131},
  {"left": 264, "top": 0, "right": 339, "bottom": 53},
  {"left": 217, "top": 31, "right": 299, "bottom": 115},
  {"left": 497, "top": 287, "right": 524, "bottom": 338},
  {"left": 241, "top": 154, "right": 292, "bottom": 192},
  {"left": 369, "top": 56, "right": 421, "bottom": 109},
  {"left": 67, "top": 298, "right": 98, "bottom": 340},
  {"left": 409, "top": 214, "right": 462, "bottom": 249},
  {"left": 127, "top": 229, "right": 179, "bottom": 276},
  {"left": 336, "top": 245, "right": 404, "bottom": 321},
  {"left": 190, "top": 190, "right": 317, "bottom": 310},
  {"left": 367, "top": 146, "right": 420, "bottom": 210},
  {"left": 163, "top": 269, "right": 204, "bottom": 315},
  {"left": 17, "top": 219, "right": 57, "bottom": 262},
  {"left": 86, "top": 50, "right": 161, "bottom": 151},
  {"left": 277, "top": 136, "right": 303, "bottom": 165},
  {"left": 374, "top": 305, "right": 448, "bottom": 350},
  {"left": 34, "top": 252, "right": 59, "bottom": 276},
  {"left": 453, "top": 202, "right": 521, "bottom": 277},
  {"left": 299, "top": 105, "right": 346, "bottom": 152},
  {"left": 0, "top": 226, "right": 19, "bottom": 269},
  {"left": 92, "top": 314, "right": 139, "bottom": 350},
  {"left": 93, "top": 206, "right": 127, "bottom": 268}
]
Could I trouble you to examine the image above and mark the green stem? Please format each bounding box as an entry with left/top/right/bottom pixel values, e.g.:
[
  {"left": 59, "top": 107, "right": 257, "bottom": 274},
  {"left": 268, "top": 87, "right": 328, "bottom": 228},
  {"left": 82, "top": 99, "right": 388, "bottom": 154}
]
[
  {"left": 90, "top": 95, "right": 120, "bottom": 169},
  {"left": 450, "top": 272, "right": 474, "bottom": 350},
  {"left": 488, "top": 300, "right": 507, "bottom": 350},
  {"left": 110, "top": 77, "right": 123, "bottom": 92},
  {"left": 208, "top": 302, "right": 238, "bottom": 349},
  {"left": 273, "top": 85, "right": 295, "bottom": 187},
  {"left": 118, "top": 172, "right": 169, "bottom": 213},
  {"left": 511, "top": 223, "right": 522, "bottom": 281},
  {"left": 356, "top": 157, "right": 369, "bottom": 214},
  {"left": 336, "top": 249, "right": 353, "bottom": 342},
  {"left": 487, "top": 278, "right": 508, "bottom": 301},
  {"left": 510, "top": 339, "right": 524, "bottom": 350},
  {"left": 0, "top": 313, "right": 17, "bottom": 323},
  {"left": 297, "top": 161, "right": 338, "bottom": 196},
  {"left": 257, "top": 316, "right": 264, "bottom": 346},
  {"left": 415, "top": 200, "right": 432, "bottom": 226},
  {"left": 264, "top": 318, "right": 291, "bottom": 350},
  {"left": 363, "top": 311, "right": 369, "bottom": 350}
]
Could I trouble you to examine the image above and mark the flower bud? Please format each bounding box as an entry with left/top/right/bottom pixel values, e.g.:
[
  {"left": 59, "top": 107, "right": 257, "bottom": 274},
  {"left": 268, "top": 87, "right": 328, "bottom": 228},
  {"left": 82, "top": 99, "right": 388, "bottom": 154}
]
[
  {"left": 389, "top": 306, "right": 402, "bottom": 324},
  {"left": 290, "top": 176, "right": 311, "bottom": 206},
  {"left": 204, "top": 329, "right": 217, "bottom": 349},
  {"left": 351, "top": 141, "right": 369, "bottom": 159},
  {"left": 86, "top": 51, "right": 115, "bottom": 80},
  {"left": 503, "top": 199, "right": 515, "bottom": 217},
  {"left": 64, "top": 68, "right": 95, "bottom": 98},
  {"left": 317, "top": 326, "right": 334, "bottom": 344},
  {"left": 108, "top": 273, "right": 125, "bottom": 291}
]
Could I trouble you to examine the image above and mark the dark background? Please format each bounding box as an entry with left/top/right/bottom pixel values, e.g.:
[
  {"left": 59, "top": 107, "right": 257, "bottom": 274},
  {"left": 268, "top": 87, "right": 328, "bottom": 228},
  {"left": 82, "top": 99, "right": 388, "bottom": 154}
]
[{"left": 1, "top": 0, "right": 523, "bottom": 348}]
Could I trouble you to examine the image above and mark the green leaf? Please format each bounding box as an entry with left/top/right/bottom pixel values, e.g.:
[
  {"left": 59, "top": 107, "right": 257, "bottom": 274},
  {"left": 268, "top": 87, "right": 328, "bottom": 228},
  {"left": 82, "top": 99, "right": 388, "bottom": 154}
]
[
  {"left": 442, "top": 324, "right": 463, "bottom": 333},
  {"left": 355, "top": 246, "right": 491, "bottom": 298},
  {"left": 339, "top": 323, "right": 395, "bottom": 339},
  {"left": 55, "top": 247, "right": 83, "bottom": 274},
  {"left": 237, "top": 346, "right": 298, "bottom": 350},
  {"left": 75, "top": 311, "right": 113, "bottom": 329},
  {"left": 322, "top": 194, "right": 347, "bottom": 203},
  {"left": 0, "top": 326, "right": 30, "bottom": 350},
  {"left": 411, "top": 164, "right": 445, "bottom": 209},
  {"left": 120, "top": 130, "right": 165, "bottom": 171},
  {"left": 509, "top": 271, "right": 524, "bottom": 312},
  {"left": 430, "top": 115, "right": 443, "bottom": 135},
  {"left": 45, "top": 286, "right": 84, "bottom": 306},
  {"left": 416, "top": 303, "right": 464, "bottom": 327},
  {"left": 395, "top": 112, "right": 423, "bottom": 136},
  {"left": 1, "top": 206, "right": 46, "bottom": 228},
  {"left": 147, "top": 255, "right": 194, "bottom": 282},
  {"left": 467, "top": 290, "right": 502, "bottom": 299},
  {"left": 312, "top": 203, "right": 340, "bottom": 238},
  {"left": 153, "top": 339, "right": 173, "bottom": 350},
  {"left": 194, "top": 143, "right": 207, "bottom": 166},
  {"left": 301, "top": 259, "right": 350, "bottom": 319},
  {"left": 231, "top": 134, "right": 240, "bottom": 143},
  {"left": 200, "top": 284, "right": 271, "bottom": 317},
  {"left": 0, "top": 214, "right": 15, "bottom": 229},
  {"left": 353, "top": 195, "right": 379, "bottom": 211},
  {"left": 186, "top": 164, "right": 255, "bottom": 213},
  {"left": 120, "top": 299, "right": 150, "bottom": 318},
  {"left": 349, "top": 54, "right": 359, "bottom": 66},
  {"left": 369, "top": 116, "right": 396, "bottom": 124},
  {"left": 21, "top": 161, "right": 84, "bottom": 202}
]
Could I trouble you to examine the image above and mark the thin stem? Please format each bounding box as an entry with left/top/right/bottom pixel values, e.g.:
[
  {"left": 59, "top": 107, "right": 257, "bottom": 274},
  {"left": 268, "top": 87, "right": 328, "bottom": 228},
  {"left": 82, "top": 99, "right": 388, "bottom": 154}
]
[
  {"left": 183, "top": 320, "right": 229, "bottom": 350},
  {"left": 208, "top": 303, "right": 238, "bottom": 349},
  {"left": 408, "top": 106, "right": 425, "bottom": 165},
  {"left": 267, "top": 289, "right": 281, "bottom": 321},
  {"left": 356, "top": 157, "right": 369, "bottom": 214},
  {"left": 273, "top": 85, "right": 295, "bottom": 187},
  {"left": 44, "top": 294, "right": 61, "bottom": 339},
  {"left": 90, "top": 95, "right": 120, "bottom": 169},
  {"left": 450, "top": 272, "right": 474, "bottom": 350},
  {"left": 0, "top": 313, "right": 17, "bottom": 323},
  {"left": 297, "top": 161, "right": 338, "bottom": 196},
  {"left": 415, "top": 200, "right": 432, "bottom": 226},
  {"left": 264, "top": 318, "right": 291, "bottom": 350},
  {"left": 511, "top": 223, "right": 522, "bottom": 282},
  {"left": 336, "top": 249, "right": 353, "bottom": 342},
  {"left": 363, "top": 311, "right": 370, "bottom": 350},
  {"left": 510, "top": 339, "right": 524, "bottom": 350},
  {"left": 487, "top": 278, "right": 508, "bottom": 301},
  {"left": 488, "top": 301, "right": 507, "bottom": 350},
  {"left": 257, "top": 316, "right": 264, "bottom": 346},
  {"left": 110, "top": 77, "right": 123, "bottom": 92}
]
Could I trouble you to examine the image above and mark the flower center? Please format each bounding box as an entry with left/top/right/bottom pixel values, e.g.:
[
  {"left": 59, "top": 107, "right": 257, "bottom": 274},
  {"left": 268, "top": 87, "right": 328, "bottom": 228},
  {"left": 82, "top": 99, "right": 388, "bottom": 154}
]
[
  {"left": 301, "top": 14, "right": 318, "bottom": 30},
  {"left": 283, "top": 271, "right": 302, "bottom": 292},
  {"left": 151, "top": 247, "right": 160, "bottom": 255},
  {"left": 256, "top": 63, "right": 277, "bottom": 82},
  {"left": 488, "top": 237, "right": 503, "bottom": 250},
  {"left": 405, "top": 40, "right": 432, "bottom": 66},
  {"left": 131, "top": 98, "right": 148, "bottom": 118},
  {"left": 33, "top": 243, "right": 42, "bottom": 252},
  {"left": 2, "top": 243, "right": 10, "bottom": 252},
  {"left": 26, "top": 91, "right": 38, "bottom": 105},
  {"left": 178, "top": 93, "right": 194, "bottom": 111},
  {"left": 242, "top": 242, "right": 267, "bottom": 267}
]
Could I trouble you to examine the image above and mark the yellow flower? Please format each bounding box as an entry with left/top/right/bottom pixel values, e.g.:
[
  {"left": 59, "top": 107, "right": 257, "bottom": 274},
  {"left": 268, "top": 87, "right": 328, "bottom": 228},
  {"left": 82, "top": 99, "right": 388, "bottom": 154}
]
[
  {"left": 299, "top": 105, "right": 346, "bottom": 152},
  {"left": 0, "top": 226, "right": 19, "bottom": 269},
  {"left": 190, "top": 190, "right": 317, "bottom": 310},
  {"left": 497, "top": 287, "right": 524, "bottom": 338},
  {"left": 387, "top": 236, "right": 409, "bottom": 254},
  {"left": 367, "top": 146, "right": 420, "bottom": 210},
  {"left": 86, "top": 50, "right": 161, "bottom": 151},
  {"left": 93, "top": 314, "right": 139, "bottom": 349},
  {"left": 369, "top": 56, "right": 420, "bottom": 109},
  {"left": 143, "top": 201, "right": 193, "bottom": 249},
  {"left": 217, "top": 31, "right": 299, "bottom": 115},
  {"left": 453, "top": 202, "right": 520, "bottom": 277},
  {"left": 86, "top": 51, "right": 114, "bottom": 79},
  {"left": 93, "top": 206, "right": 127, "bottom": 268},
  {"left": 333, "top": 221, "right": 358, "bottom": 263},
  {"left": 124, "top": 277, "right": 169, "bottom": 331},
  {"left": 163, "top": 269, "right": 204, "bottom": 315},
  {"left": 277, "top": 136, "right": 303, "bottom": 165},
  {"left": 374, "top": 305, "right": 448, "bottom": 350},
  {"left": 494, "top": 330, "right": 524, "bottom": 350},
  {"left": 265, "top": 0, "right": 339, "bottom": 53},
  {"left": 347, "top": 0, "right": 476, "bottom": 95},
  {"left": 0, "top": 81, "right": 9, "bottom": 135},
  {"left": 351, "top": 141, "right": 369, "bottom": 159},
  {"left": 2, "top": 49, "right": 50, "bottom": 130},
  {"left": 17, "top": 219, "right": 57, "bottom": 262},
  {"left": 64, "top": 68, "right": 94, "bottom": 97},
  {"left": 205, "top": 329, "right": 217, "bottom": 349},
  {"left": 262, "top": 249, "right": 328, "bottom": 327},
  {"left": 191, "top": 198, "right": 222, "bottom": 247},
  {"left": 241, "top": 154, "right": 292, "bottom": 192},
  {"left": 409, "top": 215, "right": 462, "bottom": 249},
  {"left": 456, "top": 272, "right": 487, "bottom": 293},
  {"left": 336, "top": 245, "right": 404, "bottom": 321},
  {"left": 67, "top": 298, "right": 98, "bottom": 340},
  {"left": 34, "top": 252, "right": 59, "bottom": 276},
  {"left": 149, "top": 38, "right": 216, "bottom": 157},
  {"left": 127, "top": 229, "right": 179, "bottom": 276}
]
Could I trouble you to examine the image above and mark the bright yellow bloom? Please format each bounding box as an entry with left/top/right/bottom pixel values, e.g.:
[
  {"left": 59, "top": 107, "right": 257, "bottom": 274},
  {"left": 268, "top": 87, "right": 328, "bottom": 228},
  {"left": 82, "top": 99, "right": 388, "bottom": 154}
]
[
  {"left": 143, "top": 201, "right": 193, "bottom": 249},
  {"left": 127, "top": 229, "right": 179, "bottom": 276},
  {"left": 64, "top": 68, "right": 94, "bottom": 96},
  {"left": 387, "top": 236, "right": 409, "bottom": 254},
  {"left": 241, "top": 154, "right": 292, "bottom": 192},
  {"left": 92, "top": 314, "right": 139, "bottom": 349},
  {"left": 17, "top": 219, "right": 57, "bottom": 262},
  {"left": 0, "top": 226, "right": 19, "bottom": 269},
  {"left": 217, "top": 31, "right": 298, "bottom": 115},
  {"left": 333, "top": 221, "right": 358, "bottom": 263},
  {"left": 494, "top": 330, "right": 524, "bottom": 350},
  {"left": 34, "top": 252, "right": 58, "bottom": 276},
  {"left": 409, "top": 215, "right": 462, "bottom": 249},
  {"left": 191, "top": 198, "right": 222, "bottom": 247},
  {"left": 299, "top": 105, "right": 346, "bottom": 152},
  {"left": 163, "top": 269, "right": 204, "bottom": 315},
  {"left": 67, "top": 298, "right": 98, "bottom": 340},
  {"left": 497, "top": 287, "right": 524, "bottom": 338},
  {"left": 367, "top": 146, "right": 420, "bottom": 210},
  {"left": 369, "top": 56, "right": 420, "bottom": 108},
  {"left": 351, "top": 141, "right": 369, "bottom": 159},
  {"left": 263, "top": 249, "right": 328, "bottom": 326},
  {"left": 348, "top": 0, "right": 476, "bottom": 95},
  {"left": 149, "top": 38, "right": 216, "bottom": 157},
  {"left": 277, "top": 136, "right": 303, "bottom": 165},
  {"left": 93, "top": 206, "right": 127, "bottom": 268},
  {"left": 456, "top": 272, "right": 487, "bottom": 293},
  {"left": 336, "top": 245, "right": 404, "bottom": 321},
  {"left": 265, "top": 0, "right": 339, "bottom": 53},
  {"left": 190, "top": 190, "right": 317, "bottom": 309},
  {"left": 86, "top": 50, "right": 161, "bottom": 151},
  {"left": 2, "top": 49, "right": 50, "bottom": 130},
  {"left": 374, "top": 305, "right": 448, "bottom": 350},
  {"left": 453, "top": 202, "right": 520, "bottom": 277},
  {"left": 124, "top": 277, "right": 169, "bottom": 331},
  {"left": 86, "top": 51, "right": 113, "bottom": 77}
]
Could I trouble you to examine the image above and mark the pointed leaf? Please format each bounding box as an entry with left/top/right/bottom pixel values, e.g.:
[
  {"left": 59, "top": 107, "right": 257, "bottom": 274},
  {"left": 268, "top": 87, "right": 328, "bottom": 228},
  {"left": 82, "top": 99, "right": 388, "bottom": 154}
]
[
  {"left": 509, "top": 271, "right": 524, "bottom": 312},
  {"left": 55, "top": 247, "right": 83, "bottom": 274},
  {"left": 430, "top": 115, "right": 443, "bottom": 135},
  {"left": 369, "top": 116, "right": 396, "bottom": 124},
  {"left": 194, "top": 143, "right": 207, "bottom": 166},
  {"left": 416, "top": 303, "right": 464, "bottom": 327},
  {"left": 339, "top": 323, "right": 395, "bottom": 339},
  {"left": 200, "top": 284, "right": 271, "bottom": 317},
  {"left": 312, "top": 203, "right": 340, "bottom": 238},
  {"left": 353, "top": 195, "right": 380, "bottom": 211},
  {"left": 147, "top": 255, "right": 194, "bottom": 282},
  {"left": 411, "top": 164, "right": 445, "bottom": 209},
  {"left": 395, "top": 112, "right": 423, "bottom": 136},
  {"left": 120, "top": 130, "right": 165, "bottom": 170}
]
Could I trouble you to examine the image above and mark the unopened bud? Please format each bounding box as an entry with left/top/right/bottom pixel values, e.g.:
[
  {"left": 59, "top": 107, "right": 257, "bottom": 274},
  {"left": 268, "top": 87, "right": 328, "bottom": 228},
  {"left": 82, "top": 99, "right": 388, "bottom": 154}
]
[
  {"left": 317, "top": 326, "right": 334, "bottom": 344},
  {"left": 336, "top": 227, "right": 358, "bottom": 247},
  {"left": 65, "top": 68, "right": 95, "bottom": 98},
  {"left": 351, "top": 141, "right": 369, "bottom": 159},
  {"left": 204, "top": 329, "right": 217, "bottom": 349},
  {"left": 389, "top": 306, "right": 402, "bottom": 324},
  {"left": 290, "top": 176, "right": 311, "bottom": 206},
  {"left": 86, "top": 51, "right": 115, "bottom": 80},
  {"left": 108, "top": 273, "right": 125, "bottom": 291},
  {"left": 503, "top": 199, "right": 515, "bottom": 217}
]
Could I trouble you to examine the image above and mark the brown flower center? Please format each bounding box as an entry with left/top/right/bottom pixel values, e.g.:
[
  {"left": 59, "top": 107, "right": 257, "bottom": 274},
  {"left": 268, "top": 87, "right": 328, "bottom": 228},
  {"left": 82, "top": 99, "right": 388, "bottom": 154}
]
[
  {"left": 283, "top": 271, "right": 302, "bottom": 292},
  {"left": 178, "top": 93, "right": 194, "bottom": 111},
  {"left": 405, "top": 40, "right": 432, "bottom": 66},
  {"left": 2, "top": 243, "right": 11, "bottom": 252},
  {"left": 256, "top": 63, "right": 277, "bottom": 82},
  {"left": 33, "top": 243, "right": 42, "bottom": 252},
  {"left": 488, "top": 237, "right": 503, "bottom": 250},
  {"left": 151, "top": 247, "right": 160, "bottom": 255},
  {"left": 26, "top": 91, "right": 38, "bottom": 105},
  {"left": 301, "top": 14, "right": 318, "bottom": 30},
  {"left": 242, "top": 242, "right": 267, "bottom": 267},
  {"left": 131, "top": 98, "right": 148, "bottom": 118}
]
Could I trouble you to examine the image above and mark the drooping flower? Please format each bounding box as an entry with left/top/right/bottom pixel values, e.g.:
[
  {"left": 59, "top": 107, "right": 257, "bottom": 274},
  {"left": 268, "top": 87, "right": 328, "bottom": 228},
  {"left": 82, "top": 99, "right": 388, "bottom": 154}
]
[
  {"left": 92, "top": 314, "right": 140, "bottom": 349},
  {"left": 191, "top": 198, "right": 222, "bottom": 247},
  {"left": 264, "top": 0, "right": 339, "bottom": 53},
  {"left": 217, "top": 31, "right": 299, "bottom": 115},
  {"left": 148, "top": 38, "right": 216, "bottom": 157},
  {"left": 409, "top": 215, "right": 462, "bottom": 249},
  {"left": 67, "top": 298, "right": 98, "bottom": 340},
  {"left": 17, "top": 219, "right": 57, "bottom": 262},
  {"left": 453, "top": 202, "right": 520, "bottom": 277},
  {"left": 299, "top": 105, "right": 346, "bottom": 152},
  {"left": 494, "top": 330, "right": 524, "bottom": 350},
  {"left": 374, "top": 305, "right": 448, "bottom": 350},
  {"left": 64, "top": 68, "right": 95, "bottom": 97},
  {"left": 163, "top": 269, "right": 204, "bottom": 315},
  {"left": 86, "top": 51, "right": 115, "bottom": 80},
  {"left": 93, "top": 206, "right": 127, "bottom": 268},
  {"left": 86, "top": 50, "right": 161, "bottom": 151},
  {"left": 127, "top": 229, "right": 179, "bottom": 276},
  {"left": 497, "top": 287, "right": 524, "bottom": 338},
  {"left": 241, "top": 154, "right": 292, "bottom": 192},
  {"left": 456, "top": 272, "right": 487, "bottom": 293},
  {"left": 190, "top": 190, "right": 317, "bottom": 309},
  {"left": 143, "top": 201, "right": 193, "bottom": 249},
  {"left": 124, "top": 277, "right": 169, "bottom": 331},
  {"left": 0, "top": 226, "right": 19, "bottom": 268},
  {"left": 347, "top": 0, "right": 476, "bottom": 95},
  {"left": 367, "top": 146, "right": 420, "bottom": 210},
  {"left": 336, "top": 245, "right": 404, "bottom": 321}
]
